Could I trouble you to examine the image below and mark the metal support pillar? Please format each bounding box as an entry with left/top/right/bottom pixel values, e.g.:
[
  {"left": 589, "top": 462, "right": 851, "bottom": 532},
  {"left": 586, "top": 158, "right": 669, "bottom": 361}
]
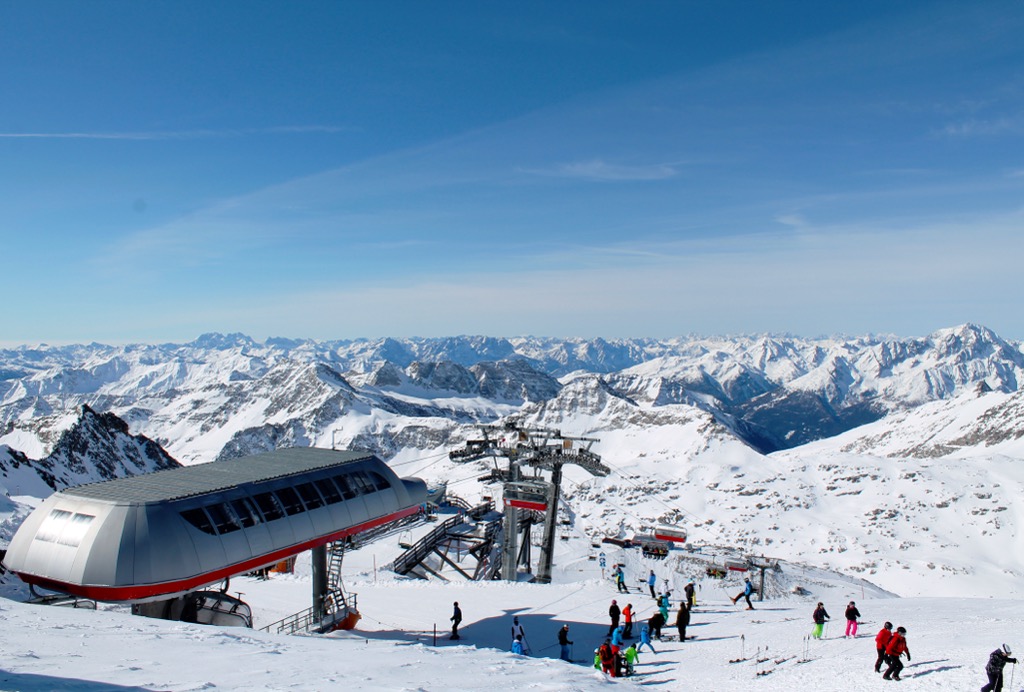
[
  {"left": 502, "top": 503, "right": 519, "bottom": 580},
  {"left": 517, "top": 520, "right": 533, "bottom": 572},
  {"left": 311, "top": 545, "right": 328, "bottom": 621},
  {"left": 535, "top": 462, "right": 562, "bottom": 584},
  {"left": 501, "top": 465, "right": 521, "bottom": 581}
]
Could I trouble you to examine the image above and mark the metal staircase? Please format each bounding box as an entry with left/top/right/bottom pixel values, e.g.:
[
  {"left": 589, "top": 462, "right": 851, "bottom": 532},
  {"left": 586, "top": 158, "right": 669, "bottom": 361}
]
[{"left": 389, "top": 499, "right": 497, "bottom": 580}]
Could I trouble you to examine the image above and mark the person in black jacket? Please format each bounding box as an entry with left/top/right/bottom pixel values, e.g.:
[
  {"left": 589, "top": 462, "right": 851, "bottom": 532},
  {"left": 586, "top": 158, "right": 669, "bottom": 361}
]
[
  {"left": 844, "top": 601, "right": 861, "bottom": 637},
  {"left": 811, "top": 602, "right": 830, "bottom": 639},
  {"left": 608, "top": 600, "right": 621, "bottom": 636},
  {"left": 674, "top": 601, "right": 691, "bottom": 642},
  {"left": 557, "top": 624, "right": 573, "bottom": 662},
  {"left": 649, "top": 611, "right": 666, "bottom": 640},
  {"left": 450, "top": 601, "right": 462, "bottom": 640},
  {"left": 982, "top": 645, "right": 1018, "bottom": 692}
]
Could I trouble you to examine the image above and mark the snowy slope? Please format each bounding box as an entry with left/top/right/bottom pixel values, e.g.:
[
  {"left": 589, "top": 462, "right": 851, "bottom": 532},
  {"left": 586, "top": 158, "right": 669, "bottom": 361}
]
[{"left": 0, "top": 529, "right": 1021, "bottom": 691}]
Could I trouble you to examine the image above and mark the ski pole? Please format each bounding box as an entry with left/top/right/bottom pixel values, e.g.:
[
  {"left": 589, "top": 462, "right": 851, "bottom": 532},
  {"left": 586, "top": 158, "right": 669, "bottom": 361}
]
[{"left": 1010, "top": 660, "right": 1016, "bottom": 689}]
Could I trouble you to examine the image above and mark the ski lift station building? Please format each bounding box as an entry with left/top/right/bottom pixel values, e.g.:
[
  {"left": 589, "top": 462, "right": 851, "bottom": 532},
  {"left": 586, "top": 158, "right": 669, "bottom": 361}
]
[{"left": 3, "top": 448, "right": 427, "bottom": 602}]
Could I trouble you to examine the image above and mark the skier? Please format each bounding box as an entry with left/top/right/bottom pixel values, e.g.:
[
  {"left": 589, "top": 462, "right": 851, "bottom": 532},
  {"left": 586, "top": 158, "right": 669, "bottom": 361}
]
[
  {"left": 623, "top": 642, "right": 639, "bottom": 676},
  {"left": 557, "top": 624, "right": 573, "bottom": 662},
  {"left": 731, "top": 578, "right": 754, "bottom": 609},
  {"left": 598, "top": 639, "right": 617, "bottom": 677},
  {"left": 982, "top": 644, "right": 1018, "bottom": 692},
  {"left": 615, "top": 565, "right": 628, "bottom": 593},
  {"left": 874, "top": 622, "right": 894, "bottom": 673},
  {"left": 649, "top": 610, "right": 666, "bottom": 641},
  {"left": 658, "top": 593, "right": 670, "bottom": 623},
  {"left": 844, "top": 601, "right": 861, "bottom": 637},
  {"left": 684, "top": 580, "right": 696, "bottom": 608},
  {"left": 882, "top": 626, "right": 910, "bottom": 681},
  {"left": 811, "top": 602, "right": 830, "bottom": 639},
  {"left": 611, "top": 624, "right": 625, "bottom": 649},
  {"left": 511, "top": 634, "right": 524, "bottom": 655},
  {"left": 647, "top": 570, "right": 657, "bottom": 598},
  {"left": 622, "top": 603, "right": 634, "bottom": 638},
  {"left": 637, "top": 622, "right": 656, "bottom": 654},
  {"left": 511, "top": 615, "right": 525, "bottom": 642},
  {"left": 450, "top": 601, "right": 462, "bottom": 640},
  {"left": 675, "top": 601, "right": 690, "bottom": 642},
  {"left": 608, "top": 599, "right": 621, "bottom": 636}
]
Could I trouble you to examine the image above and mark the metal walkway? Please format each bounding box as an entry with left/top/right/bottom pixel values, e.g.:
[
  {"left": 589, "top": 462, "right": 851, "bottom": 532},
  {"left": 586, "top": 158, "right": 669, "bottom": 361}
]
[{"left": 390, "top": 499, "right": 499, "bottom": 581}]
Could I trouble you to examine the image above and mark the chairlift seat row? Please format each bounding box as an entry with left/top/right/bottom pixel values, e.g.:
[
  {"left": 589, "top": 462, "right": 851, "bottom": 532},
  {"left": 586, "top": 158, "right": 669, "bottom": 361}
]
[
  {"left": 653, "top": 525, "right": 687, "bottom": 544},
  {"left": 502, "top": 480, "right": 550, "bottom": 512}
]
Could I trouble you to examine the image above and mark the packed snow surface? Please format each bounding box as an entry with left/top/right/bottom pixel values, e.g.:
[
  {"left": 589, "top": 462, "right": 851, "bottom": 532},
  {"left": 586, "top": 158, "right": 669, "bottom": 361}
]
[{"left": 1, "top": 530, "right": 1022, "bottom": 691}]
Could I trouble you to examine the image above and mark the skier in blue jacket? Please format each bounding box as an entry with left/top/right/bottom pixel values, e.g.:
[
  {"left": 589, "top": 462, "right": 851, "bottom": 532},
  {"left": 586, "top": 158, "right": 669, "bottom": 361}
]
[
  {"left": 637, "top": 623, "right": 656, "bottom": 654},
  {"left": 731, "top": 578, "right": 754, "bottom": 610}
]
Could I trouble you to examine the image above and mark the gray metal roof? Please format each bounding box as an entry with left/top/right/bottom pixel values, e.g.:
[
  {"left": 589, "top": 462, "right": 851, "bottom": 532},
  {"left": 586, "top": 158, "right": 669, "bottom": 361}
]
[{"left": 63, "top": 448, "right": 376, "bottom": 504}]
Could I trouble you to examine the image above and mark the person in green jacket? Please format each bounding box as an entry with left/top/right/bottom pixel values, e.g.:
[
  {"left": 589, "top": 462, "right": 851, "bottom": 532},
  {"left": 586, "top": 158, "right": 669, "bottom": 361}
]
[{"left": 623, "top": 643, "right": 640, "bottom": 676}]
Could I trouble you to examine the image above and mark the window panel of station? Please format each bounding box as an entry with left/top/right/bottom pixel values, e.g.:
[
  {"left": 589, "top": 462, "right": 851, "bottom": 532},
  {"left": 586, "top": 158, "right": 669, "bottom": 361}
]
[
  {"left": 295, "top": 482, "right": 325, "bottom": 510},
  {"left": 178, "top": 466, "right": 388, "bottom": 536},
  {"left": 275, "top": 487, "right": 305, "bottom": 516}
]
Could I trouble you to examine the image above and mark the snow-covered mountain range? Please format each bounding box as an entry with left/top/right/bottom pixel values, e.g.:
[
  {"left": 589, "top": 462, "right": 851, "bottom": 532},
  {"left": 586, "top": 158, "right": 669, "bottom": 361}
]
[{"left": 2, "top": 323, "right": 1023, "bottom": 598}]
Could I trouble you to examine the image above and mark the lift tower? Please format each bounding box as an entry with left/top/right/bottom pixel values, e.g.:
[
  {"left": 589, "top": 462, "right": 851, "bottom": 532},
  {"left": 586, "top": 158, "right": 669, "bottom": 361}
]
[{"left": 449, "top": 422, "right": 609, "bottom": 583}]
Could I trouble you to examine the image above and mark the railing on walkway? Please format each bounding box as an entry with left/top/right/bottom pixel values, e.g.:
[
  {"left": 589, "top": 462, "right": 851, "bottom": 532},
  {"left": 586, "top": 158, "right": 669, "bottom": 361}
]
[{"left": 389, "top": 500, "right": 494, "bottom": 576}]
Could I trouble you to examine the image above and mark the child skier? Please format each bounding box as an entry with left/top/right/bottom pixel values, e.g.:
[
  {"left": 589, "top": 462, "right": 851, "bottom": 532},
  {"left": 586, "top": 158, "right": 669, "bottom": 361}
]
[
  {"left": 637, "top": 623, "right": 656, "bottom": 654},
  {"left": 882, "top": 626, "right": 910, "bottom": 681},
  {"left": 811, "top": 602, "right": 830, "bottom": 639},
  {"left": 874, "top": 622, "right": 893, "bottom": 673},
  {"left": 844, "top": 601, "right": 861, "bottom": 637}
]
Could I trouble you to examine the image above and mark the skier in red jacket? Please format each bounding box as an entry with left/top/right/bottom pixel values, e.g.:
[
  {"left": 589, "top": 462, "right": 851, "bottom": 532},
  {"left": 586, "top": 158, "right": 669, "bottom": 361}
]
[
  {"left": 874, "top": 622, "right": 893, "bottom": 673},
  {"left": 882, "top": 626, "right": 911, "bottom": 681}
]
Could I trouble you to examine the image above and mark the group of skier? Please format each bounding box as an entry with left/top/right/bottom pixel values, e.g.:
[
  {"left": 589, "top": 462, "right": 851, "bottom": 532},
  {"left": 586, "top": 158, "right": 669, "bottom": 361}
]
[
  {"left": 873, "top": 621, "right": 910, "bottom": 681},
  {"left": 580, "top": 568, "right": 695, "bottom": 677},
  {"left": 456, "top": 574, "right": 1015, "bottom": 688}
]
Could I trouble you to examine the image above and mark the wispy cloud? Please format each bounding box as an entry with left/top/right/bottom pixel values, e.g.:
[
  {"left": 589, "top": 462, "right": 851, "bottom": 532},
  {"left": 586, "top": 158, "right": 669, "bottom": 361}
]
[
  {"left": 519, "top": 159, "right": 680, "bottom": 181},
  {"left": 938, "top": 116, "right": 1024, "bottom": 137},
  {"left": 0, "top": 125, "right": 350, "bottom": 140}
]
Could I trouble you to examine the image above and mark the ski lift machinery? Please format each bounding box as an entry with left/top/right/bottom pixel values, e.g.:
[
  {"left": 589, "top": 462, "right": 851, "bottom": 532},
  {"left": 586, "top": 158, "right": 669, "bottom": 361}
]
[{"left": 448, "top": 422, "right": 610, "bottom": 583}]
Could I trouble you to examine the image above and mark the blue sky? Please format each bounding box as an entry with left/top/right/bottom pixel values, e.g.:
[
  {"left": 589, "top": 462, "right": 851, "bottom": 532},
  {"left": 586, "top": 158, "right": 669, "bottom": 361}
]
[{"left": 2, "top": 1, "right": 1023, "bottom": 344}]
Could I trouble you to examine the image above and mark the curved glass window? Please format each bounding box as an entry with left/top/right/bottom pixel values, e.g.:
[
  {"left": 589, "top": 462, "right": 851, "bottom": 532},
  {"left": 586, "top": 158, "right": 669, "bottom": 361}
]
[
  {"left": 275, "top": 487, "right": 305, "bottom": 516},
  {"left": 333, "top": 474, "right": 357, "bottom": 500},
  {"left": 181, "top": 508, "right": 217, "bottom": 535},
  {"left": 295, "top": 482, "right": 324, "bottom": 510},
  {"left": 349, "top": 471, "right": 374, "bottom": 495},
  {"left": 230, "top": 497, "right": 262, "bottom": 528},
  {"left": 314, "top": 477, "right": 342, "bottom": 504},
  {"left": 206, "top": 503, "right": 241, "bottom": 534},
  {"left": 369, "top": 471, "right": 391, "bottom": 491},
  {"left": 253, "top": 492, "right": 285, "bottom": 522},
  {"left": 36, "top": 509, "right": 95, "bottom": 546}
]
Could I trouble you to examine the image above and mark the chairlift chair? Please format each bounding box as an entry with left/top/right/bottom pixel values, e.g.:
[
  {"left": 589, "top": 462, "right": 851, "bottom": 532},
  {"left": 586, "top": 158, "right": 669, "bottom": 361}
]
[
  {"left": 502, "top": 480, "right": 550, "bottom": 512},
  {"left": 653, "top": 525, "right": 687, "bottom": 544}
]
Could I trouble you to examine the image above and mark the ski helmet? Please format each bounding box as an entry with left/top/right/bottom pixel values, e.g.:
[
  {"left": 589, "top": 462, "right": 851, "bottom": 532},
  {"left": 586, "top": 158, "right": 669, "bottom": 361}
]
[
  {"left": 896, "top": 626, "right": 906, "bottom": 634},
  {"left": 1004, "top": 644, "right": 1012, "bottom": 655},
  {"left": 884, "top": 622, "right": 893, "bottom": 629}
]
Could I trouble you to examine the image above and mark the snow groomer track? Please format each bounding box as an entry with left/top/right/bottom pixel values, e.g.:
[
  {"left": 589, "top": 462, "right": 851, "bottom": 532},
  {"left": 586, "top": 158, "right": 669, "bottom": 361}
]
[{"left": 3, "top": 447, "right": 426, "bottom": 602}]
